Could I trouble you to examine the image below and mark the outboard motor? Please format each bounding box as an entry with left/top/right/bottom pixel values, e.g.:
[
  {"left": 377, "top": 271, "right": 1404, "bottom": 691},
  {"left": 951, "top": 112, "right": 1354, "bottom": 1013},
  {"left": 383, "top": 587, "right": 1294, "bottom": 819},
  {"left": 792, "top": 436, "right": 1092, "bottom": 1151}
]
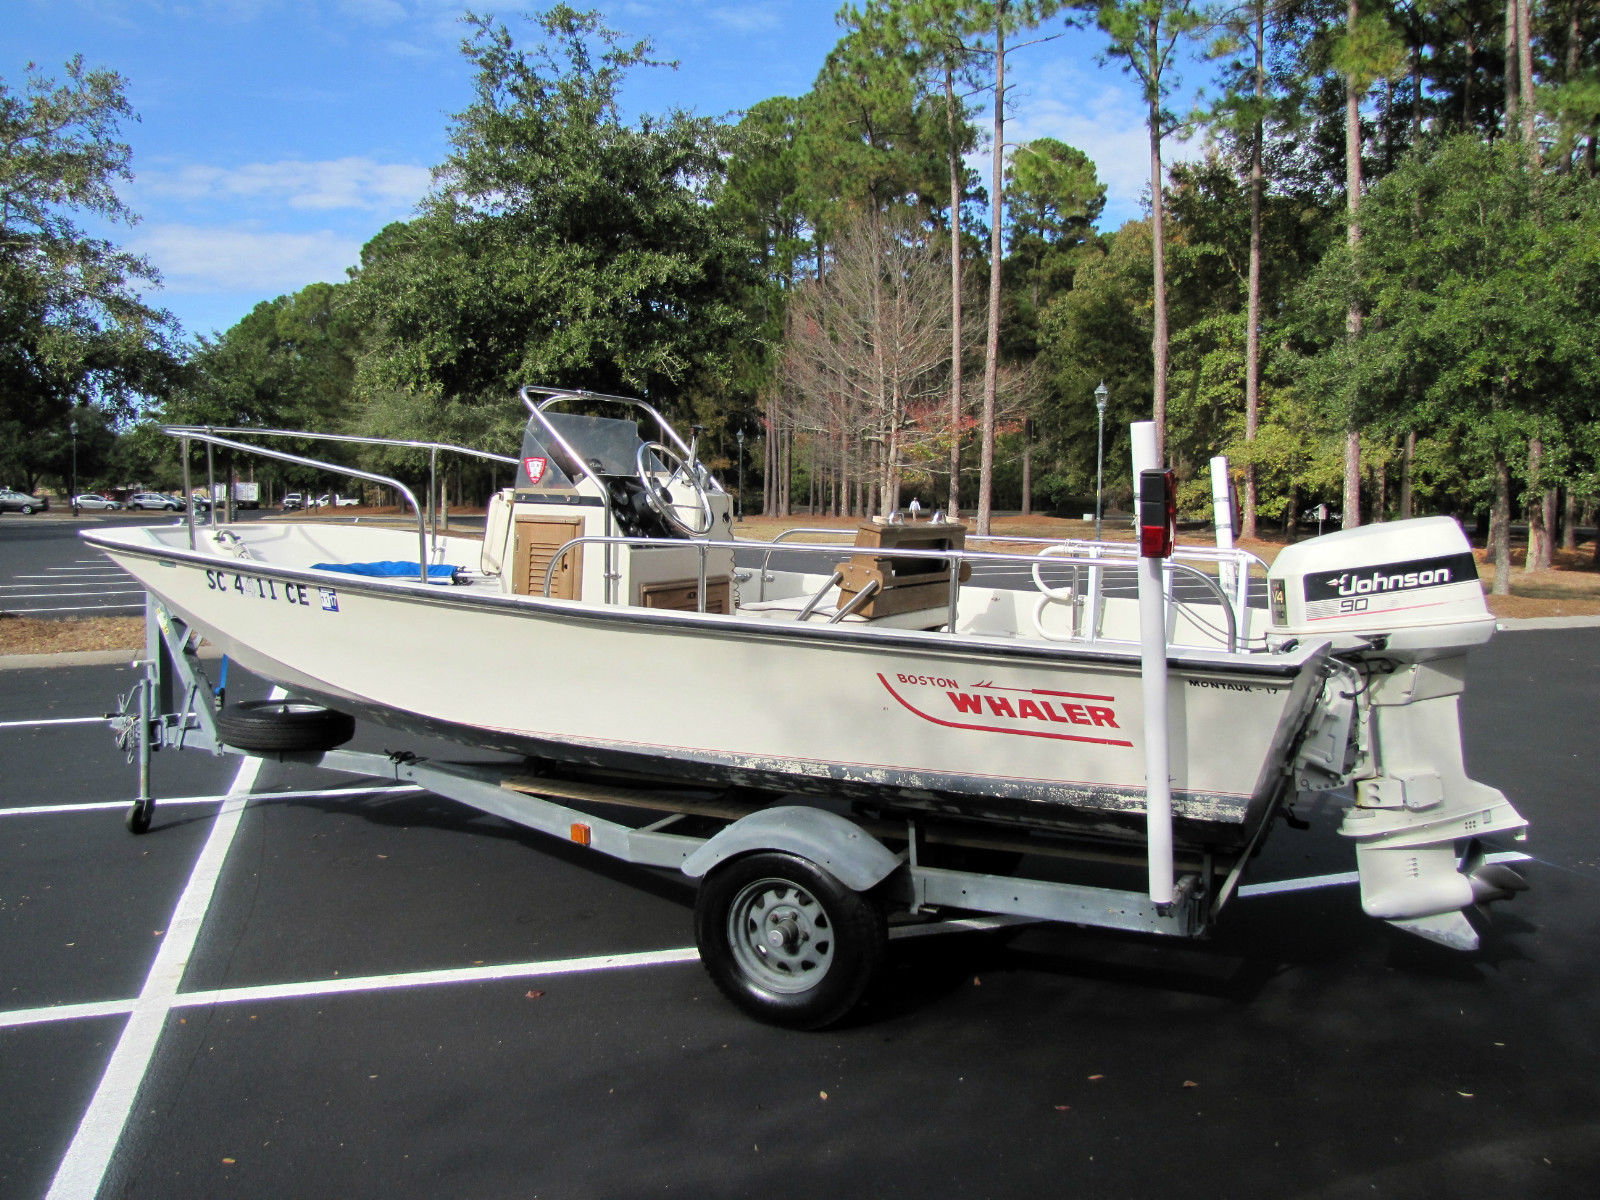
[{"left": 1268, "top": 517, "right": 1528, "bottom": 949}]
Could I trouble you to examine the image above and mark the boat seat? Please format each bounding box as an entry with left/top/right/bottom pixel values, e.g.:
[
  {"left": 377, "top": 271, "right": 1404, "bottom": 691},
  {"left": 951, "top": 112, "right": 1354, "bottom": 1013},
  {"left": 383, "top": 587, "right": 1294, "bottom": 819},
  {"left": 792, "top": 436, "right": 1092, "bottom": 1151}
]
[
  {"left": 481, "top": 488, "right": 514, "bottom": 575},
  {"left": 739, "top": 593, "right": 952, "bottom": 631},
  {"left": 830, "top": 519, "right": 970, "bottom": 621}
]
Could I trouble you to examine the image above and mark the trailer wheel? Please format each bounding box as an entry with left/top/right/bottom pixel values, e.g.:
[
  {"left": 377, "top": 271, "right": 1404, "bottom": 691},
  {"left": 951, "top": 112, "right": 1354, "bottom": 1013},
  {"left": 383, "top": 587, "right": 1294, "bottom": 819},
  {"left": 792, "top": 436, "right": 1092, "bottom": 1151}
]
[
  {"left": 694, "top": 852, "right": 885, "bottom": 1030},
  {"left": 125, "top": 799, "right": 153, "bottom": 834},
  {"left": 215, "top": 699, "right": 355, "bottom": 753}
]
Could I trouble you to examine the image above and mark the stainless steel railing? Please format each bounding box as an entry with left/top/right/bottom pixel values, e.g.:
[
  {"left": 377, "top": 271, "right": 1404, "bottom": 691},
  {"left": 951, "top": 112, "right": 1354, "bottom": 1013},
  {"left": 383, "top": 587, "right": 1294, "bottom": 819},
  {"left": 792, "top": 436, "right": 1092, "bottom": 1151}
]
[
  {"left": 537, "top": 533, "right": 1247, "bottom": 650},
  {"left": 164, "top": 425, "right": 519, "bottom": 559},
  {"left": 163, "top": 426, "right": 516, "bottom": 584}
]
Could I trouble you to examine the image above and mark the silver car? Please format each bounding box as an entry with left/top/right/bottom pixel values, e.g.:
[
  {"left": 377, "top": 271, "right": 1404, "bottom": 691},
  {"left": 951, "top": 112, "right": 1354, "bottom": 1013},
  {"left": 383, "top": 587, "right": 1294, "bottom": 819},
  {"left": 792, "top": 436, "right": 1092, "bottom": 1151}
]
[
  {"left": 72, "top": 493, "right": 122, "bottom": 511},
  {"left": 125, "top": 492, "right": 181, "bottom": 511},
  {"left": 0, "top": 488, "right": 49, "bottom": 514}
]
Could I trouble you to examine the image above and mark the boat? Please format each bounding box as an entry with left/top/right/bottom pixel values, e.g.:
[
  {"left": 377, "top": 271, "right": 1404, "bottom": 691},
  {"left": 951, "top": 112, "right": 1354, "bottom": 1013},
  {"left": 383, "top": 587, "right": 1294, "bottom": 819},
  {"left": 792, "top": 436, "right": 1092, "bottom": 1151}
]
[{"left": 85, "top": 386, "right": 1529, "bottom": 1026}]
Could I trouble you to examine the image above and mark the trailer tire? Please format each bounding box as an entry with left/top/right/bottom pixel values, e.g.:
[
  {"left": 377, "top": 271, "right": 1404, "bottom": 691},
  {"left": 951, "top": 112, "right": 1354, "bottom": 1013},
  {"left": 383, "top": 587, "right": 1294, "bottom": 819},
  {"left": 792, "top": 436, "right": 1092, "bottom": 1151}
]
[
  {"left": 694, "top": 851, "right": 885, "bottom": 1030},
  {"left": 215, "top": 699, "right": 355, "bottom": 753}
]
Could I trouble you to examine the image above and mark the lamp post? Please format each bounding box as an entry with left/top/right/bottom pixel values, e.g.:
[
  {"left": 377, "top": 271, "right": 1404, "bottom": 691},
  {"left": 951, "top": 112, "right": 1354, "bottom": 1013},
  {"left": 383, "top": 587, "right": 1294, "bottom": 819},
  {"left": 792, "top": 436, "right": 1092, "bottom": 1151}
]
[
  {"left": 1094, "top": 381, "right": 1108, "bottom": 541},
  {"left": 70, "top": 415, "right": 79, "bottom": 512},
  {"left": 735, "top": 428, "right": 745, "bottom": 521}
]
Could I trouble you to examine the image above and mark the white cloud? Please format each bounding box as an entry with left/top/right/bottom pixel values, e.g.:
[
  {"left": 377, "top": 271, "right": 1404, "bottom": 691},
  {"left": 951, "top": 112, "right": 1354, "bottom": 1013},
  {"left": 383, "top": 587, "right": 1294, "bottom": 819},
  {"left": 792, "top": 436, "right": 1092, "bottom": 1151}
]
[
  {"left": 130, "top": 224, "right": 362, "bottom": 294},
  {"left": 135, "top": 157, "right": 432, "bottom": 216},
  {"left": 1001, "top": 58, "right": 1203, "bottom": 229},
  {"left": 336, "top": 0, "right": 408, "bottom": 24},
  {"left": 705, "top": 6, "right": 784, "bottom": 35}
]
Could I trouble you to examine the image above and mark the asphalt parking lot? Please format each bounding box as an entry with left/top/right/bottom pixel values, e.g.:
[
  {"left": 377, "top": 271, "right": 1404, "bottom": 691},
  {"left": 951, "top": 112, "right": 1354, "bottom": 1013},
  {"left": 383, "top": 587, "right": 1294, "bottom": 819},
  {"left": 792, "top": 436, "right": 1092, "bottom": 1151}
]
[{"left": 3, "top": 628, "right": 1599, "bottom": 1200}]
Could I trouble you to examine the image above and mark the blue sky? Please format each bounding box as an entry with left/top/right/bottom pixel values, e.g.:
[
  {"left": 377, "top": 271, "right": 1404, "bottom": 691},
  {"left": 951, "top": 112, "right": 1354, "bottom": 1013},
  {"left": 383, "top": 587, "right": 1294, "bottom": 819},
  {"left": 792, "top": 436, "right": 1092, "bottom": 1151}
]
[{"left": 5, "top": 0, "right": 1201, "bottom": 343}]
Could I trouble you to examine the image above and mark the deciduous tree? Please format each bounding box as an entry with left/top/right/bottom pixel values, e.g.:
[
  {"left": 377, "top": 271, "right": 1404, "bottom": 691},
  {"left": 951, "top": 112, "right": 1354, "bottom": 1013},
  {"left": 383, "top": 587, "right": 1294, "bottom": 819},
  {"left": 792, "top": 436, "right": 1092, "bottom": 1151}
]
[{"left": 0, "top": 56, "right": 180, "bottom": 490}]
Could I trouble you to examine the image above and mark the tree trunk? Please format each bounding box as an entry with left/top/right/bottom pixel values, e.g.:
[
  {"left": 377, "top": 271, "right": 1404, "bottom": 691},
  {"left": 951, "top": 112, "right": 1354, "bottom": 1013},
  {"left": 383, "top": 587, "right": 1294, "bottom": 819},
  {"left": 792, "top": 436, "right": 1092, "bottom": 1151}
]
[
  {"left": 1517, "top": 0, "right": 1537, "bottom": 158},
  {"left": 1563, "top": 487, "right": 1577, "bottom": 552},
  {"left": 1148, "top": 18, "right": 1169, "bottom": 464},
  {"left": 1505, "top": 0, "right": 1519, "bottom": 137},
  {"left": 1342, "top": 0, "right": 1363, "bottom": 529},
  {"left": 977, "top": 10, "right": 1006, "bottom": 536},
  {"left": 1242, "top": 0, "right": 1265, "bottom": 540},
  {"left": 782, "top": 425, "right": 792, "bottom": 516},
  {"left": 1399, "top": 429, "right": 1415, "bottom": 519},
  {"left": 1021, "top": 422, "right": 1031, "bottom": 516},
  {"left": 1526, "top": 437, "right": 1549, "bottom": 571},
  {"left": 1491, "top": 448, "right": 1512, "bottom": 595},
  {"left": 945, "top": 63, "right": 965, "bottom": 520}
]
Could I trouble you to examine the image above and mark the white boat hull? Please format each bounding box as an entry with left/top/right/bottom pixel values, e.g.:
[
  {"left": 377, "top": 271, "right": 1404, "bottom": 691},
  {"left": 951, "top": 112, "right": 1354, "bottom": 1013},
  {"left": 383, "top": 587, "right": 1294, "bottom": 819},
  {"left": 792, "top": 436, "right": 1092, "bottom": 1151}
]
[{"left": 90, "top": 527, "right": 1328, "bottom": 852}]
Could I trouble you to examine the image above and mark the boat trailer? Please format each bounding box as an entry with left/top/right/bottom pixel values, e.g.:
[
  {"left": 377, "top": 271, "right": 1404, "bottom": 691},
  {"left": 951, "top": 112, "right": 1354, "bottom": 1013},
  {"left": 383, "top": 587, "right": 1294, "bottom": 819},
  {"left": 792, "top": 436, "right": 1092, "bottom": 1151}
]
[{"left": 109, "top": 596, "right": 1257, "bottom": 1029}]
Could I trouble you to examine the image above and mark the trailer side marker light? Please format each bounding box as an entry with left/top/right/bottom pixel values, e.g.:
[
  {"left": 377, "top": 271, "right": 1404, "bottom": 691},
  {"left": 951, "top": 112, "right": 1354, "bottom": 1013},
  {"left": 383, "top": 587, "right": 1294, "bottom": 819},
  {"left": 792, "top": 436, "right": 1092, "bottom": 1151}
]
[
  {"left": 569, "top": 822, "right": 592, "bottom": 846},
  {"left": 1138, "top": 467, "right": 1176, "bottom": 558}
]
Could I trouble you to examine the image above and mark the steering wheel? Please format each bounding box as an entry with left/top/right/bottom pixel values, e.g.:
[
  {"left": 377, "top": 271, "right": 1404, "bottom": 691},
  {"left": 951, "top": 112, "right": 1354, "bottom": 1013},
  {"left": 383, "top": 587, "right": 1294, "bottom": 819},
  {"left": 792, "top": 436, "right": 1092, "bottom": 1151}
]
[{"left": 634, "top": 441, "right": 714, "bottom": 537}]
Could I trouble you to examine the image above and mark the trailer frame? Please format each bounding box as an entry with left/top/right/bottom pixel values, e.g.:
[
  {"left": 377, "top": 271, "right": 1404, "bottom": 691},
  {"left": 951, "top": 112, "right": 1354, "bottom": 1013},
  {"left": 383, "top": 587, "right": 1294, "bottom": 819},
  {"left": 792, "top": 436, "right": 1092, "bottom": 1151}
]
[{"left": 112, "top": 596, "right": 1218, "bottom": 1027}]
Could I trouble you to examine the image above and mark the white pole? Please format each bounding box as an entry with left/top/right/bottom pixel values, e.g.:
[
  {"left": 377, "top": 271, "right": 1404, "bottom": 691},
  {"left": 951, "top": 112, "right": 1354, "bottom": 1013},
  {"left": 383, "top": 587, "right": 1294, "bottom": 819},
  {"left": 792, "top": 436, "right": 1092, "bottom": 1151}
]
[
  {"left": 1130, "top": 423, "right": 1156, "bottom": 513},
  {"left": 1209, "top": 456, "right": 1233, "bottom": 550},
  {"left": 1132, "top": 422, "right": 1174, "bottom": 907},
  {"left": 1210, "top": 455, "right": 1239, "bottom": 623}
]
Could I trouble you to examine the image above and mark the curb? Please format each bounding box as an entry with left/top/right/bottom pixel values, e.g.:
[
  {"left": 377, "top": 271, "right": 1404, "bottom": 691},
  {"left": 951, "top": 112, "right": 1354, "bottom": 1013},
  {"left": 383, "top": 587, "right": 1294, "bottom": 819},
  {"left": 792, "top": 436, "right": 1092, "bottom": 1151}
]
[
  {"left": 0, "top": 649, "right": 139, "bottom": 670},
  {"left": 0, "top": 646, "right": 226, "bottom": 671},
  {"left": 1495, "top": 616, "right": 1600, "bottom": 630}
]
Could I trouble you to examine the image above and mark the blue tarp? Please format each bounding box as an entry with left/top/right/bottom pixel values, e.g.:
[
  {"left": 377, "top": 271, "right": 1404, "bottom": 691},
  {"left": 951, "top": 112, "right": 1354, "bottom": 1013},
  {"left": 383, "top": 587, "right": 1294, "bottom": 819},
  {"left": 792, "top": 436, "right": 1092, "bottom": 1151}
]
[{"left": 312, "top": 561, "right": 461, "bottom": 584}]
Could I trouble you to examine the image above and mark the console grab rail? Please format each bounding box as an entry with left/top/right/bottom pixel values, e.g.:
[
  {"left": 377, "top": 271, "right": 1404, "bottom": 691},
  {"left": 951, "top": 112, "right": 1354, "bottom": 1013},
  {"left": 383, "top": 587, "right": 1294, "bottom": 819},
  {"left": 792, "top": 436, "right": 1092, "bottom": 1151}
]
[{"left": 162, "top": 428, "right": 435, "bottom": 583}]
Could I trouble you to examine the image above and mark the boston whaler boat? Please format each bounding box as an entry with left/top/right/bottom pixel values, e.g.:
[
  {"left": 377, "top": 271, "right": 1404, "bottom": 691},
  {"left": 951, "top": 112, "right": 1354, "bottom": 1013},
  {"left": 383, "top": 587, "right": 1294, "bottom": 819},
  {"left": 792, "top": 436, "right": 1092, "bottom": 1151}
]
[{"left": 88, "top": 386, "right": 1529, "bottom": 1027}]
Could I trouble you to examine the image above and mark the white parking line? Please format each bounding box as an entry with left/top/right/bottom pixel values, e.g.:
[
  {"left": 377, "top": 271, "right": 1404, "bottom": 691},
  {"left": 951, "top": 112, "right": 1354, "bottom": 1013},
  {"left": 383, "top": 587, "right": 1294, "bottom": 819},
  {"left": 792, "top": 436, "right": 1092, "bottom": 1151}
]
[
  {"left": 0, "top": 589, "right": 145, "bottom": 599},
  {"left": 7, "top": 572, "right": 130, "bottom": 580},
  {"left": 44, "top": 697, "right": 277, "bottom": 1200},
  {"left": 0, "top": 783, "right": 424, "bottom": 820},
  {"left": 0, "top": 916, "right": 1033, "bottom": 1035},
  {"left": 0, "top": 716, "right": 111, "bottom": 730}
]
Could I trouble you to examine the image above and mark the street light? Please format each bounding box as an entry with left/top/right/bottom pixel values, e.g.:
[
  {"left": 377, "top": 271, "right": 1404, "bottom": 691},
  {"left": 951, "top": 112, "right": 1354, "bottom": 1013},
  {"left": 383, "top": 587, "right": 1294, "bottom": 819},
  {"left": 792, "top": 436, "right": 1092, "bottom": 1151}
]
[
  {"left": 735, "top": 428, "right": 745, "bottom": 521},
  {"left": 70, "top": 415, "right": 79, "bottom": 512},
  {"left": 1094, "top": 381, "right": 1108, "bottom": 541}
]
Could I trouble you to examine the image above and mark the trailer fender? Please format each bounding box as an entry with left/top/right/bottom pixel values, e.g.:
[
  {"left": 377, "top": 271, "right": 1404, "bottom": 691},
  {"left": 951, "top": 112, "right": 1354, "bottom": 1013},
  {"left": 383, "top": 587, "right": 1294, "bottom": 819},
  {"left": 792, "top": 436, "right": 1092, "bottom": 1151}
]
[{"left": 681, "top": 806, "right": 901, "bottom": 893}]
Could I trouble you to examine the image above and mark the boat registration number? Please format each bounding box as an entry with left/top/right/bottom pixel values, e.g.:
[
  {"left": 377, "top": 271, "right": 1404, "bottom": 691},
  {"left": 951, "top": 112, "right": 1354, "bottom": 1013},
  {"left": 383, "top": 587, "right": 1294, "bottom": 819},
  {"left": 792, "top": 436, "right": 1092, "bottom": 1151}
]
[{"left": 205, "top": 569, "right": 339, "bottom": 612}]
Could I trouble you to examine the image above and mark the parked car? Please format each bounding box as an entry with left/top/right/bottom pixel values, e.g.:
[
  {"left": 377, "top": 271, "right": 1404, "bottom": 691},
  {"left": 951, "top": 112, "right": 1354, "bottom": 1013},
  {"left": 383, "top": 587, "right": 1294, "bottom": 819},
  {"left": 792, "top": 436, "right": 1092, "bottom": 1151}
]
[
  {"left": 72, "top": 493, "right": 121, "bottom": 511},
  {"left": 0, "top": 488, "right": 49, "bottom": 514},
  {"left": 316, "top": 494, "right": 360, "bottom": 508},
  {"left": 282, "top": 492, "right": 305, "bottom": 511},
  {"left": 189, "top": 493, "right": 211, "bottom": 511},
  {"left": 126, "top": 492, "right": 181, "bottom": 512}
]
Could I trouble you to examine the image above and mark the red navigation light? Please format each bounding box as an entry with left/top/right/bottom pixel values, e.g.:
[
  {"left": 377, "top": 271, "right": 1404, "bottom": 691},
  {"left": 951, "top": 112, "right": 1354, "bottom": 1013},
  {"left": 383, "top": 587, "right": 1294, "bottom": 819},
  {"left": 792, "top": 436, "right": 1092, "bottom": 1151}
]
[{"left": 1139, "top": 468, "right": 1176, "bottom": 558}]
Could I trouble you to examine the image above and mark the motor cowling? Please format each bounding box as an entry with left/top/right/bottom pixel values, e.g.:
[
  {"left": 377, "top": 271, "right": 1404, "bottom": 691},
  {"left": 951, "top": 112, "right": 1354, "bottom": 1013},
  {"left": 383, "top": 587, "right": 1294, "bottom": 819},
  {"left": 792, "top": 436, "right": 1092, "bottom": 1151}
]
[{"left": 1267, "top": 516, "right": 1493, "bottom": 656}]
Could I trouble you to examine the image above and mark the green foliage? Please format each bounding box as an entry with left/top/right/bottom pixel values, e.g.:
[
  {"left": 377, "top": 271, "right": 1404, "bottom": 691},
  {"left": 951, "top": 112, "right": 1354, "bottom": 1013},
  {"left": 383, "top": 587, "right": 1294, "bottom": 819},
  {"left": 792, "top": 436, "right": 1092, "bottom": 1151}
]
[
  {"left": 1085, "top": 0, "right": 1211, "bottom": 124},
  {"left": 65, "top": 2, "right": 1599, "bottom": 523},
  {"left": 0, "top": 56, "right": 181, "bottom": 489},
  {"left": 348, "top": 6, "right": 755, "bottom": 436},
  {"left": 798, "top": 2, "right": 947, "bottom": 235},
  {"left": 1033, "top": 221, "right": 1152, "bottom": 504},
  {"left": 171, "top": 283, "right": 358, "bottom": 429},
  {"left": 1288, "top": 135, "right": 1600, "bottom": 468},
  {"left": 158, "top": 282, "right": 365, "bottom": 490}
]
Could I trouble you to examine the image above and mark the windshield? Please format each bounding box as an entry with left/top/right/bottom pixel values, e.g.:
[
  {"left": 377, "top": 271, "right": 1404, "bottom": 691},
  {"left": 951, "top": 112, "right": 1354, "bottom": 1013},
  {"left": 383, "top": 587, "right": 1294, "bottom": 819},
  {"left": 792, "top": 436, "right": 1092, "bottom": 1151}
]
[{"left": 517, "top": 412, "right": 643, "bottom": 488}]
